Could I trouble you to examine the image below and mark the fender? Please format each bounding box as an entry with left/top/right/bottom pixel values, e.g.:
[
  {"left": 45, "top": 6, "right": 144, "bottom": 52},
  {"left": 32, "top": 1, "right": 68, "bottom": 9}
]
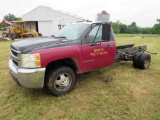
[{"left": 30, "top": 45, "right": 83, "bottom": 73}]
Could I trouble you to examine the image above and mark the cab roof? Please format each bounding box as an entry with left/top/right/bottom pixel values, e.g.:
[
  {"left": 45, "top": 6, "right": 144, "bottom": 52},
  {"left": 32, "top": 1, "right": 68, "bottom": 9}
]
[{"left": 73, "top": 21, "right": 110, "bottom": 25}]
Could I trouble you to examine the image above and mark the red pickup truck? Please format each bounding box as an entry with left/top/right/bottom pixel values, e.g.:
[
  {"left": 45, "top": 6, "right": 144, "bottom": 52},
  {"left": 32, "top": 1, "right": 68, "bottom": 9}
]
[{"left": 9, "top": 21, "right": 151, "bottom": 96}]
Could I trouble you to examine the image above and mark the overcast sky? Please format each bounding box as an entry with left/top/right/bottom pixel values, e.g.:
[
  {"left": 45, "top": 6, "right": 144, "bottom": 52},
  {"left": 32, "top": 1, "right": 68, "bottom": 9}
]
[{"left": 0, "top": 0, "right": 159, "bottom": 27}]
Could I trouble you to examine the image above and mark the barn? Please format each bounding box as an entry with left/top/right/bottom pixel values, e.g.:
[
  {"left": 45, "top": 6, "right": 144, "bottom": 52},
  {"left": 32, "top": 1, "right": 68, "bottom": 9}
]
[{"left": 22, "top": 6, "right": 85, "bottom": 36}]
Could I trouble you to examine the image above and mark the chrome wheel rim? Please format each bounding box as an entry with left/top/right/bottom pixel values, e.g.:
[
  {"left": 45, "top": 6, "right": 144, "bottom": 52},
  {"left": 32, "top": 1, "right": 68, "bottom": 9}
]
[
  {"left": 54, "top": 73, "right": 72, "bottom": 91},
  {"left": 144, "top": 59, "right": 150, "bottom": 68}
]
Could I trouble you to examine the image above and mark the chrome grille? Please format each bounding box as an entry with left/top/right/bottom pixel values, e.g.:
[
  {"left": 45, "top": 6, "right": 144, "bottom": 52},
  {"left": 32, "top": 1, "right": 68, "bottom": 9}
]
[
  {"left": 10, "top": 48, "right": 21, "bottom": 67},
  {"left": 11, "top": 50, "right": 18, "bottom": 57},
  {"left": 12, "top": 59, "right": 18, "bottom": 66}
]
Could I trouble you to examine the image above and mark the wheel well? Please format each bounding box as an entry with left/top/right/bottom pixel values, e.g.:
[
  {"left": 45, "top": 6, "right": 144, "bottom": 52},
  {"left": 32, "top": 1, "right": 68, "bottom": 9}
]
[{"left": 44, "top": 58, "right": 78, "bottom": 87}]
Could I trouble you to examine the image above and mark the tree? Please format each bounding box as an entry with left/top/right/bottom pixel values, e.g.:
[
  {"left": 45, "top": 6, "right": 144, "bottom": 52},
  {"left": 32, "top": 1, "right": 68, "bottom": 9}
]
[
  {"left": 111, "top": 21, "right": 120, "bottom": 34},
  {"left": 120, "top": 24, "right": 128, "bottom": 33},
  {"left": 16, "top": 17, "right": 22, "bottom": 21},
  {"left": 4, "top": 13, "right": 22, "bottom": 21},
  {"left": 4, "top": 13, "right": 17, "bottom": 21},
  {"left": 153, "top": 24, "right": 160, "bottom": 34},
  {"left": 139, "top": 27, "right": 154, "bottom": 34},
  {"left": 110, "top": 20, "right": 154, "bottom": 34},
  {"left": 156, "top": 19, "right": 160, "bottom": 24},
  {"left": 0, "top": 13, "right": 22, "bottom": 30},
  {"left": 128, "top": 22, "right": 139, "bottom": 34}
]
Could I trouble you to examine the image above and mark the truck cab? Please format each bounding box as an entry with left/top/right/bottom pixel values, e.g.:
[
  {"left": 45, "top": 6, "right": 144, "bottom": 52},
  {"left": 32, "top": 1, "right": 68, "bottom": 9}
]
[{"left": 9, "top": 21, "right": 116, "bottom": 95}]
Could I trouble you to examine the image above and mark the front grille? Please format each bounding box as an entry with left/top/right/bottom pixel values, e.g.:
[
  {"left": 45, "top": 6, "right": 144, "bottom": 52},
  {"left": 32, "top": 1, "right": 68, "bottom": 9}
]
[
  {"left": 10, "top": 48, "right": 21, "bottom": 67},
  {"left": 12, "top": 60, "right": 18, "bottom": 66},
  {"left": 11, "top": 50, "right": 18, "bottom": 57}
]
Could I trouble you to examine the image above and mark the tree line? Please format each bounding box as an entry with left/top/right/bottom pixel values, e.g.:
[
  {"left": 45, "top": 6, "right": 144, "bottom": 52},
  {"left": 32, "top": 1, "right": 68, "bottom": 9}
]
[{"left": 111, "top": 20, "right": 160, "bottom": 34}]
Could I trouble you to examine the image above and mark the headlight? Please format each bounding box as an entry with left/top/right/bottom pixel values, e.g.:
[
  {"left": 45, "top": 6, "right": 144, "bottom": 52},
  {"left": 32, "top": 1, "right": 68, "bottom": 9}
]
[{"left": 20, "top": 54, "right": 41, "bottom": 68}]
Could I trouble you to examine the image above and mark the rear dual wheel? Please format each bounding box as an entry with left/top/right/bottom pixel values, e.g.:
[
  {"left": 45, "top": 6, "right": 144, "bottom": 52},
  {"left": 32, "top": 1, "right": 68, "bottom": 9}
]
[
  {"left": 133, "top": 53, "right": 141, "bottom": 68},
  {"left": 133, "top": 53, "right": 151, "bottom": 69}
]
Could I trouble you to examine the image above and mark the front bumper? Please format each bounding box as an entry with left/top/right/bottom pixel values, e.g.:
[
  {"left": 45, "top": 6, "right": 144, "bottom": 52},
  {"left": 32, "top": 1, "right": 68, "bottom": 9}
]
[{"left": 9, "top": 59, "right": 46, "bottom": 88}]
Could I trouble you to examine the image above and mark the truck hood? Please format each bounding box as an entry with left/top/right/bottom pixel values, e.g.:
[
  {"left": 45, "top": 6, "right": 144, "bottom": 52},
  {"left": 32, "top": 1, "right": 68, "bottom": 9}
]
[{"left": 11, "top": 37, "right": 71, "bottom": 53}]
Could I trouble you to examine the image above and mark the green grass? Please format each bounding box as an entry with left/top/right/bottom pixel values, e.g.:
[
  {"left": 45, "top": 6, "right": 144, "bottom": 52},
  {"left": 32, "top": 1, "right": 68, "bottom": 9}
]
[
  {"left": 0, "top": 31, "right": 2, "bottom": 37},
  {"left": 0, "top": 34, "right": 160, "bottom": 120}
]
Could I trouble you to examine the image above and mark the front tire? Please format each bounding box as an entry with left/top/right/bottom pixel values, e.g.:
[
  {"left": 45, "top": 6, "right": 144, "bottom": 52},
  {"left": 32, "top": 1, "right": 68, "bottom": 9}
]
[{"left": 47, "top": 66, "right": 76, "bottom": 96}]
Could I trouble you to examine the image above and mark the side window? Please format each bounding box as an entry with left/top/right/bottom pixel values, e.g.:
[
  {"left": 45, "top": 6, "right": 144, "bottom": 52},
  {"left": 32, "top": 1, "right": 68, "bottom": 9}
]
[{"left": 87, "top": 25, "right": 104, "bottom": 43}]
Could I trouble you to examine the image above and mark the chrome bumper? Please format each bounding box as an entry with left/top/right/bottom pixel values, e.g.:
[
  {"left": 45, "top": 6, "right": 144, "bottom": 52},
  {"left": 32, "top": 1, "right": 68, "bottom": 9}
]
[{"left": 9, "top": 59, "right": 46, "bottom": 88}]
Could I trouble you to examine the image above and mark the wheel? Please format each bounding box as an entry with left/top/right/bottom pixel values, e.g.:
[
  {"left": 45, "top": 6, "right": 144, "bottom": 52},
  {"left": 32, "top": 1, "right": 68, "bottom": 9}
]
[
  {"left": 38, "top": 33, "right": 42, "bottom": 36},
  {"left": 133, "top": 53, "right": 142, "bottom": 68},
  {"left": 11, "top": 33, "right": 17, "bottom": 40},
  {"left": 2, "top": 32, "right": 8, "bottom": 37},
  {"left": 138, "top": 53, "right": 151, "bottom": 69},
  {"left": 47, "top": 66, "right": 76, "bottom": 96},
  {"left": 51, "top": 35, "right": 54, "bottom": 37},
  {"left": 7, "top": 33, "right": 12, "bottom": 38},
  {"left": 28, "top": 34, "right": 34, "bottom": 38}
]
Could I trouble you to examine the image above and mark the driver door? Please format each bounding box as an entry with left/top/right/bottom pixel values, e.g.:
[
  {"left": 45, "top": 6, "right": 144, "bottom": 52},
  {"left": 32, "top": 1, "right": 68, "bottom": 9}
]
[{"left": 81, "top": 24, "right": 116, "bottom": 72}]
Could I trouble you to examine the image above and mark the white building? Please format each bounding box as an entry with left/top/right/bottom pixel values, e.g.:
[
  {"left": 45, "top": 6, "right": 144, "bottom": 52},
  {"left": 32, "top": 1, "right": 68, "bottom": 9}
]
[{"left": 22, "top": 6, "right": 85, "bottom": 36}]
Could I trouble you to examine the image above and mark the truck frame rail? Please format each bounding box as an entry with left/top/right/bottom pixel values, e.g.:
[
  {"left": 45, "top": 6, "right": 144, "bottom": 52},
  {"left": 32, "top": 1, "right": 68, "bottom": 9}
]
[{"left": 115, "top": 44, "right": 147, "bottom": 62}]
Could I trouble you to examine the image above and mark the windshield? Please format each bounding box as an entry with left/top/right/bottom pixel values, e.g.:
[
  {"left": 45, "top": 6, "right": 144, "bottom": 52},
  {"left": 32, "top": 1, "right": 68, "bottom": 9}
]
[{"left": 54, "top": 23, "right": 90, "bottom": 40}]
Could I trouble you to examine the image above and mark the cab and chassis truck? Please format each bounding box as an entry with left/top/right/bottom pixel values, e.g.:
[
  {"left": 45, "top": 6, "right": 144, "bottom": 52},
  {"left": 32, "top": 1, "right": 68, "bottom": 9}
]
[{"left": 9, "top": 21, "right": 151, "bottom": 96}]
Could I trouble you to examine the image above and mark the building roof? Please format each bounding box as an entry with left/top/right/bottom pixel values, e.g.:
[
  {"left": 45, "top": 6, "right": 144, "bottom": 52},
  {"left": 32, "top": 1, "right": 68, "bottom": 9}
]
[{"left": 22, "top": 6, "right": 85, "bottom": 20}]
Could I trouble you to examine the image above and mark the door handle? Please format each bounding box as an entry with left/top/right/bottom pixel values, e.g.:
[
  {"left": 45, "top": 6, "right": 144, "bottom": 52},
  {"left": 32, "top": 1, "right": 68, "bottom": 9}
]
[{"left": 106, "top": 45, "right": 112, "bottom": 48}]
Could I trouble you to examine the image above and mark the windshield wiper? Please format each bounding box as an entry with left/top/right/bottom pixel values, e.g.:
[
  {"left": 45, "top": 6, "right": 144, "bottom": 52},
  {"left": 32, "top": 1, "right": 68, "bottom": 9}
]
[{"left": 55, "top": 36, "right": 66, "bottom": 38}]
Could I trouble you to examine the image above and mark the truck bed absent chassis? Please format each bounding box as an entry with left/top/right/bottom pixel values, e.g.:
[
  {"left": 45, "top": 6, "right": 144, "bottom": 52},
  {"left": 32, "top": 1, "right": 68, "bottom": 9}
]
[{"left": 115, "top": 44, "right": 147, "bottom": 62}]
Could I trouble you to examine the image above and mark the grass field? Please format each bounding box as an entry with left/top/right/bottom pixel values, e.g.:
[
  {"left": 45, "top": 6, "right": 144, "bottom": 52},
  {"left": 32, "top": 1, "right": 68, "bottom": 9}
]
[
  {"left": 0, "top": 31, "right": 2, "bottom": 37},
  {"left": 0, "top": 34, "right": 160, "bottom": 120}
]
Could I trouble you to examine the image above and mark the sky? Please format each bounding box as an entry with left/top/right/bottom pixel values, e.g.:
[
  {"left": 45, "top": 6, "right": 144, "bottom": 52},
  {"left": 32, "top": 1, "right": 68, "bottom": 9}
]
[{"left": 0, "top": 0, "right": 159, "bottom": 27}]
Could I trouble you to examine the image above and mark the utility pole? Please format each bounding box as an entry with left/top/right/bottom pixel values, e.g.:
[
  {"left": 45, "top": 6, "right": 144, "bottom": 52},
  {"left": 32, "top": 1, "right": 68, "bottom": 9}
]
[{"left": 157, "top": 19, "right": 160, "bottom": 24}]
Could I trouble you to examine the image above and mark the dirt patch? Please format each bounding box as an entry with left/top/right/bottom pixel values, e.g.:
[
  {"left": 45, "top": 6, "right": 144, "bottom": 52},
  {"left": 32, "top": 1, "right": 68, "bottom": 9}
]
[
  {"left": 97, "top": 75, "right": 112, "bottom": 83},
  {"left": 156, "top": 65, "right": 160, "bottom": 70}
]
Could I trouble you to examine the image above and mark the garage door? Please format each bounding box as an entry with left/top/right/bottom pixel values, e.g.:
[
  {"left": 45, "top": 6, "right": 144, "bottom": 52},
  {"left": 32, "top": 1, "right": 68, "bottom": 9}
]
[{"left": 38, "top": 21, "right": 54, "bottom": 36}]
